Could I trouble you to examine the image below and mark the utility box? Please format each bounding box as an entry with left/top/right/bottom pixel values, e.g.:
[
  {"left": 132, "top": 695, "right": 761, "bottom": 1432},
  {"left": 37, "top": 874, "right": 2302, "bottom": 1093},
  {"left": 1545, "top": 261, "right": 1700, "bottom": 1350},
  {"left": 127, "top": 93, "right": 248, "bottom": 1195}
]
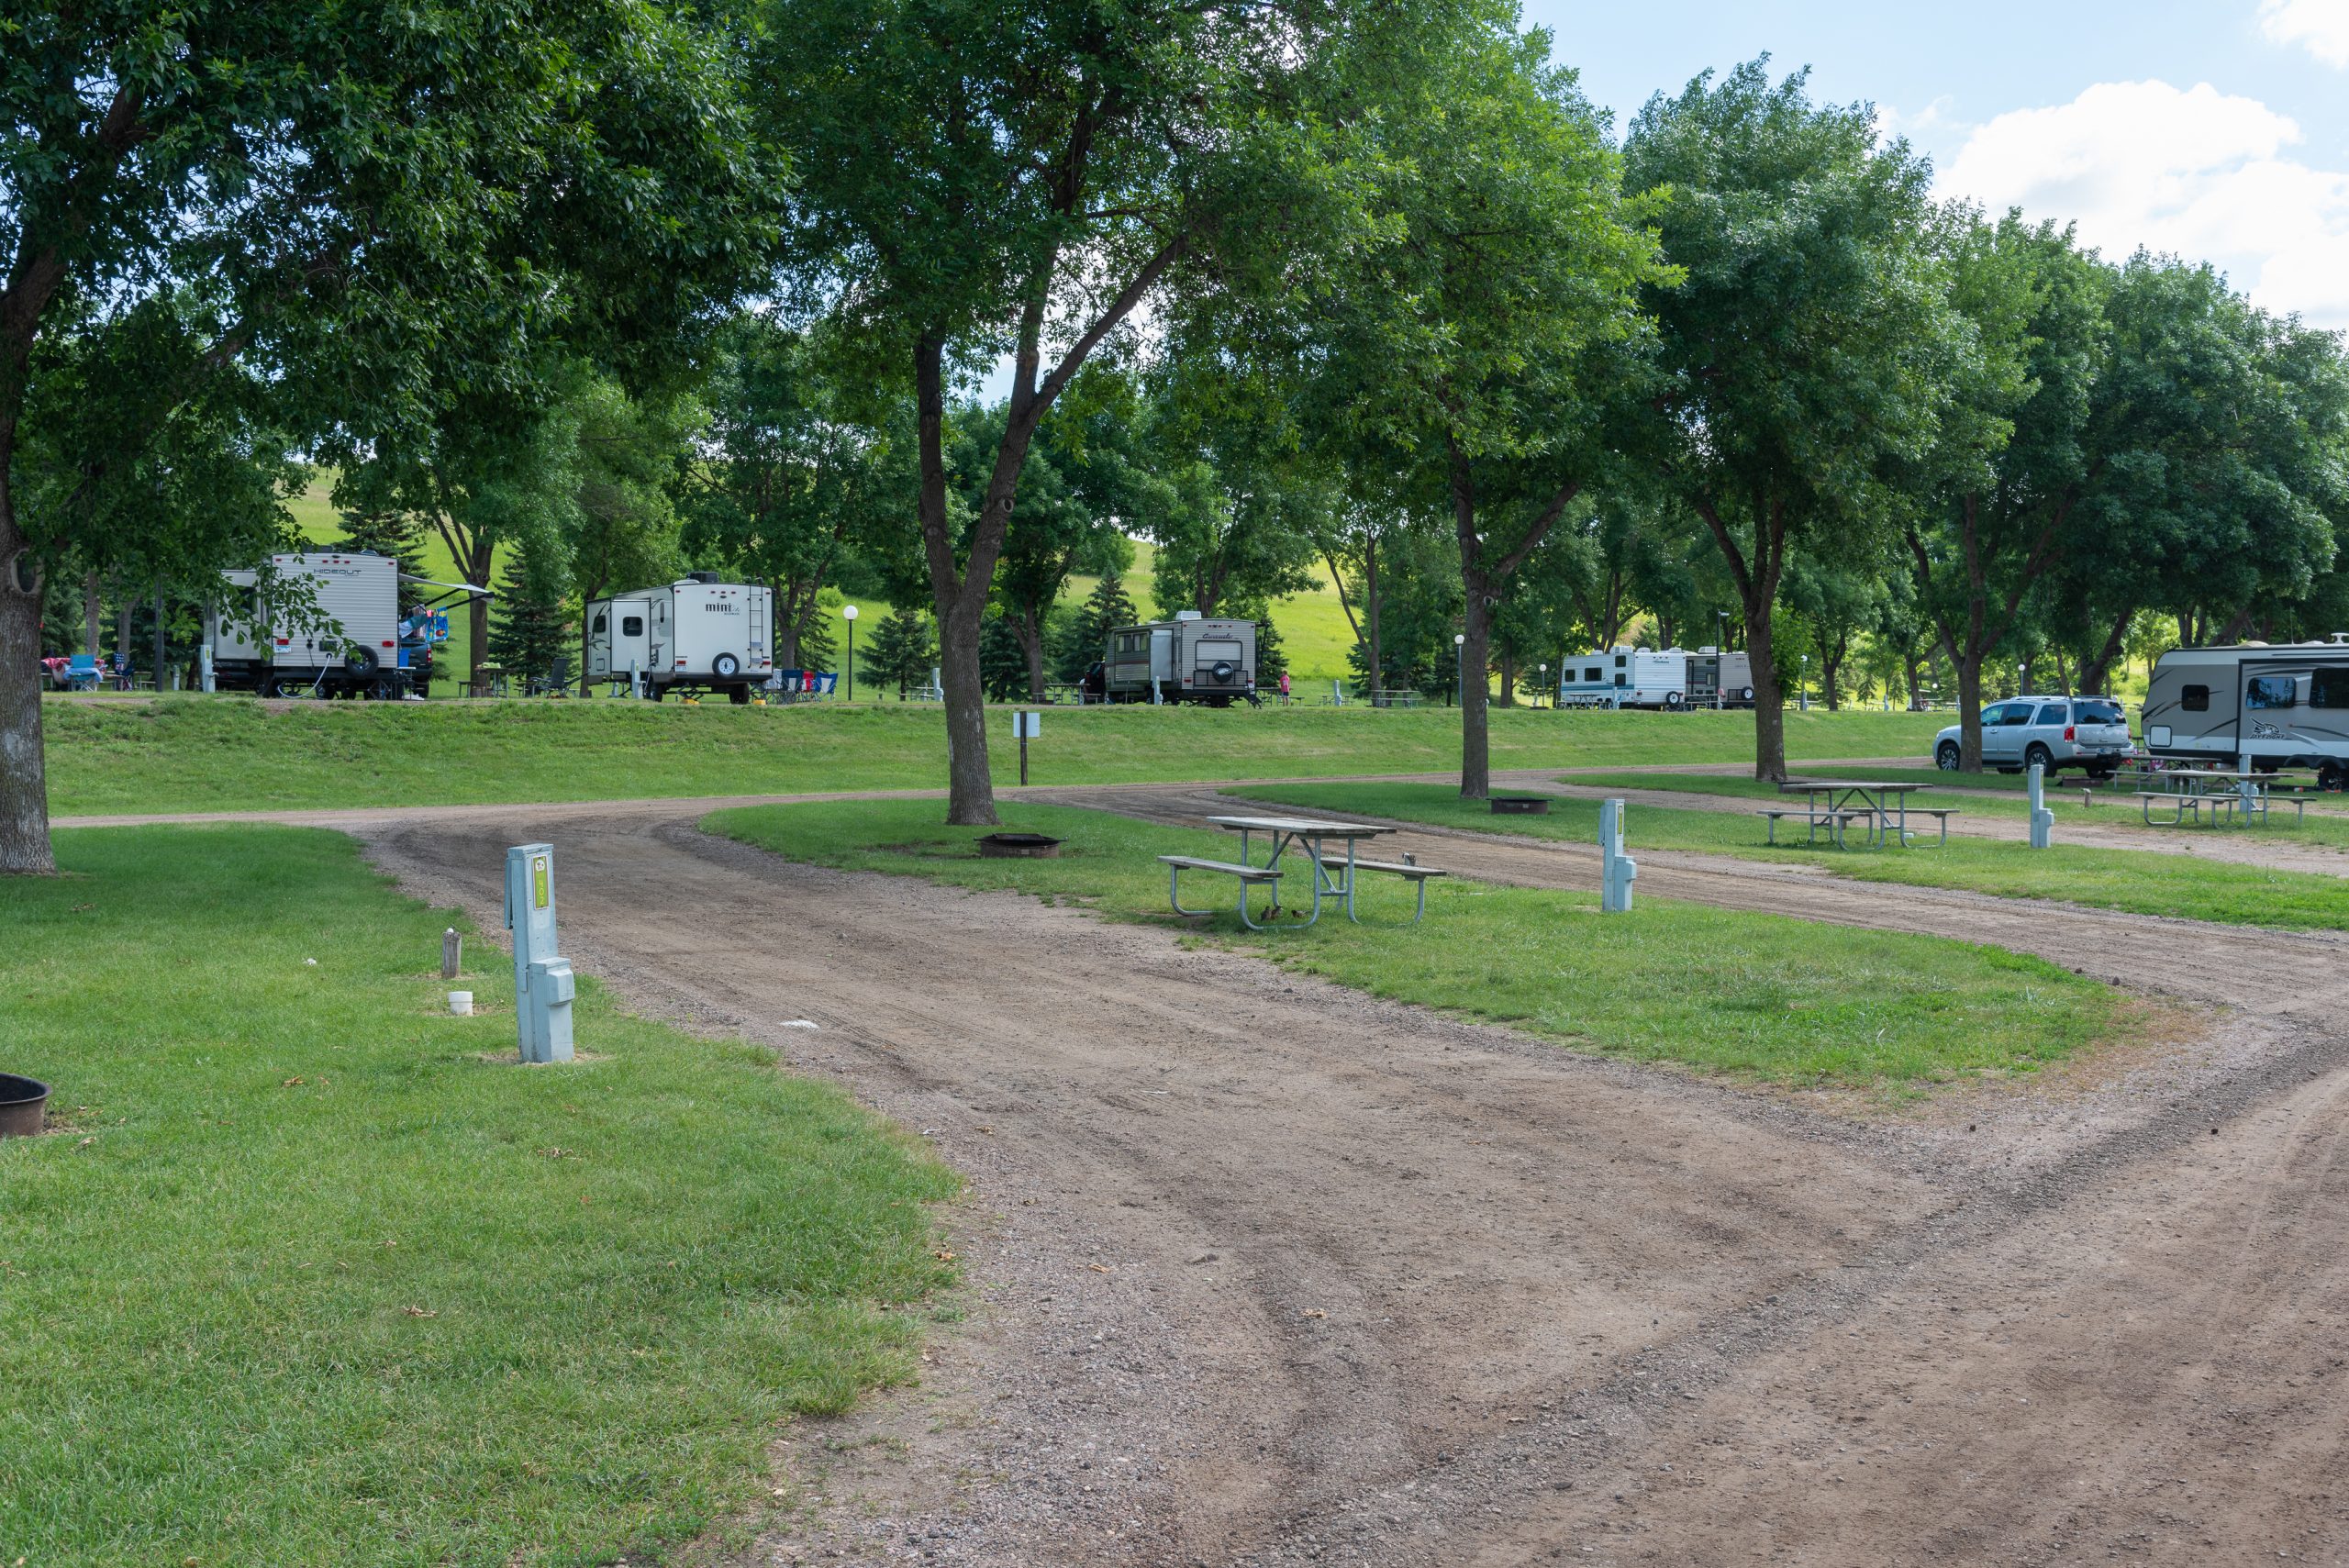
[{"left": 503, "top": 843, "right": 575, "bottom": 1063}]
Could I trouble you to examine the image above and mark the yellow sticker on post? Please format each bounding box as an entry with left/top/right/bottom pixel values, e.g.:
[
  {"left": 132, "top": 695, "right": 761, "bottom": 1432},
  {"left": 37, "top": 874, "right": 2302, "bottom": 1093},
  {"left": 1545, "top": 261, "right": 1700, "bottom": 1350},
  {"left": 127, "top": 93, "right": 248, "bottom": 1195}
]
[{"left": 532, "top": 854, "right": 550, "bottom": 910}]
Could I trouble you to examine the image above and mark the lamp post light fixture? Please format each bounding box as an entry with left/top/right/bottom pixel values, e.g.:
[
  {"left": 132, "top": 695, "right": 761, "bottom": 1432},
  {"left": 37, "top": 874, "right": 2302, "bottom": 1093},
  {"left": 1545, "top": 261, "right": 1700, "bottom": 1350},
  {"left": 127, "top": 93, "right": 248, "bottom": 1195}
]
[
  {"left": 842, "top": 603, "right": 859, "bottom": 701},
  {"left": 1799, "top": 651, "right": 1809, "bottom": 713},
  {"left": 1454, "top": 631, "right": 1466, "bottom": 709},
  {"left": 1539, "top": 662, "right": 1548, "bottom": 709}
]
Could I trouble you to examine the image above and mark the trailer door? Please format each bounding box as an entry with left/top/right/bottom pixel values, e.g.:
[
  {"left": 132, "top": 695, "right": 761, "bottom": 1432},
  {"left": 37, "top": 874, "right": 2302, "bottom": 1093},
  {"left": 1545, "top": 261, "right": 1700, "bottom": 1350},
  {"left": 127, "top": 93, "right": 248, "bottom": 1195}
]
[{"left": 648, "top": 595, "right": 671, "bottom": 674}]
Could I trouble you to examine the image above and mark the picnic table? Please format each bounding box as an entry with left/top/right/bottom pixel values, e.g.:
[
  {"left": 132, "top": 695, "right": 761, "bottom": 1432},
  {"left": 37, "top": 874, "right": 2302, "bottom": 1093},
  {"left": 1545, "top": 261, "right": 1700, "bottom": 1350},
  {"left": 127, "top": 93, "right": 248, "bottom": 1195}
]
[
  {"left": 2118, "top": 766, "right": 2295, "bottom": 827},
  {"left": 1158, "top": 814, "right": 1404, "bottom": 929},
  {"left": 1766, "top": 781, "right": 1945, "bottom": 849}
]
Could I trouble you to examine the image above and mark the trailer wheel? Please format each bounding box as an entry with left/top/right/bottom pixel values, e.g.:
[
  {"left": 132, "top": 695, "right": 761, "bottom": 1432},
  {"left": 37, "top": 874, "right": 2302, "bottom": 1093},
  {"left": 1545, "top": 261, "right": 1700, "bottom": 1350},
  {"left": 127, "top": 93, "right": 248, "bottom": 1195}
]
[
  {"left": 2320, "top": 761, "right": 2345, "bottom": 792},
  {"left": 646, "top": 683, "right": 665, "bottom": 703},
  {"left": 712, "top": 652, "right": 741, "bottom": 681},
  {"left": 727, "top": 683, "right": 751, "bottom": 706}
]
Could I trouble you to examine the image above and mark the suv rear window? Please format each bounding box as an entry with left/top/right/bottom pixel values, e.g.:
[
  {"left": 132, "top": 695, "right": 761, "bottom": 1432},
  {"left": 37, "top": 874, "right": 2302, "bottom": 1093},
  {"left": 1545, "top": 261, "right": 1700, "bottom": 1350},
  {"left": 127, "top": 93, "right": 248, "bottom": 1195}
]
[{"left": 2075, "top": 699, "right": 2124, "bottom": 724}]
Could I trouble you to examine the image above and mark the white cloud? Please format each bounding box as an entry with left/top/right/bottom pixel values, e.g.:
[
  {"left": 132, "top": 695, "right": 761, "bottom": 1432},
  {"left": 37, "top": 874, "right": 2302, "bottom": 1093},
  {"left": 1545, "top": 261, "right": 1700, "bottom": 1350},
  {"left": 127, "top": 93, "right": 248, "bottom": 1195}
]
[
  {"left": 1942, "top": 79, "right": 2349, "bottom": 328},
  {"left": 2260, "top": 0, "right": 2349, "bottom": 67}
]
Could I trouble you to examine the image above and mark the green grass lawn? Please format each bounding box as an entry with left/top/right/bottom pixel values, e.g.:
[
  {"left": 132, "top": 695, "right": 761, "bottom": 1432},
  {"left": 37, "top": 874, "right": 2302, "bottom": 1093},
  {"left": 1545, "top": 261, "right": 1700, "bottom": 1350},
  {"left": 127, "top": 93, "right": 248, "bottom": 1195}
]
[
  {"left": 0, "top": 828, "right": 958, "bottom": 1568},
  {"left": 1226, "top": 782, "right": 2349, "bottom": 934},
  {"left": 42, "top": 699, "right": 1944, "bottom": 817},
  {"left": 704, "top": 799, "right": 2121, "bottom": 1091}
]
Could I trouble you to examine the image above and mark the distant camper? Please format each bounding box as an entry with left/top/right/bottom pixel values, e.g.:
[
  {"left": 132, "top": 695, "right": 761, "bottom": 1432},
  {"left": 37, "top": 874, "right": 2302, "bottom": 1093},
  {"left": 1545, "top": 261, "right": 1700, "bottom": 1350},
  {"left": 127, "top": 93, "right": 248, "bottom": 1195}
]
[
  {"left": 206, "top": 551, "right": 477, "bottom": 699},
  {"left": 1098, "top": 612, "right": 1257, "bottom": 706},
  {"left": 2143, "top": 637, "right": 2349, "bottom": 788},
  {"left": 584, "top": 573, "right": 774, "bottom": 703},
  {"left": 1558, "top": 647, "right": 1688, "bottom": 709}
]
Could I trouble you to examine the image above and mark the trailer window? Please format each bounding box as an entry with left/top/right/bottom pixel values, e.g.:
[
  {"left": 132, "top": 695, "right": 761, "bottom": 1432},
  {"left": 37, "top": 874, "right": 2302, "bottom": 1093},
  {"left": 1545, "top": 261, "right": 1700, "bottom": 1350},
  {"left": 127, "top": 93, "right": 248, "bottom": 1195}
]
[
  {"left": 620, "top": 616, "right": 643, "bottom": 637},
  {"left": 2246, "top": 674, "right": 2298, "bottom": 709},
  {"left": 1585, "top": 667, "right": 1603, "bottom": 683},
  {"left": 1614, "top": 673, "right": 1628, "bottom": 686},
  {"left": 2181, "top": 684, "right": 2210, "bottom": 712},
  {"left": 2312, "top": 669, "right": 2349, "bottom": 708},
  {"left": 1196, "top": 639, "right": 1242, "bottom": 663},
  {"left": 591, "top": 611, "right": 607, "bottom": 635}
]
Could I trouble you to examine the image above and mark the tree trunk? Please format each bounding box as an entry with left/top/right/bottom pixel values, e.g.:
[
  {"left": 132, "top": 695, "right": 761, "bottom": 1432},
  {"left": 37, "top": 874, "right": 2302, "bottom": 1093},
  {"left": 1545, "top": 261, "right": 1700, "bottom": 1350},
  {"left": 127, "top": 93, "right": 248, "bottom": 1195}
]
[
  {"left": 2076, "top": 608, "right": 2132, "bottom": 696},
  {"left": 916, "top": 333, "right": 1002, "bottom": 826},
  {"left": 1821, "top": 638, "right": 1844, "bottom": 711},
  {"left": 1953, "top": 653, "right": 1985, "bottom": 772},
  {"left": 1746, "top": 601, "right": 1787, "bottom": 782},
  {"left": 1014, "top": 606, "right": 1048, "bottom": 701},
  {"left": 1496, "top": 649, "right": 1516, "bottom": 708},
  {"left": 1904, "top": 650, "right": 1923, "bottom": 711},
  {"left": 0, "top": 480, "right": 56, "bottom": 873},
  {"left": 467, "top": 553, "right": 492, "bottom": 689},
  {"left": 83, "top": 569, "right": 100, "bottom": 658},
  {"left": 1364, "top": 540, "right": 1382, "bottom": 701}
]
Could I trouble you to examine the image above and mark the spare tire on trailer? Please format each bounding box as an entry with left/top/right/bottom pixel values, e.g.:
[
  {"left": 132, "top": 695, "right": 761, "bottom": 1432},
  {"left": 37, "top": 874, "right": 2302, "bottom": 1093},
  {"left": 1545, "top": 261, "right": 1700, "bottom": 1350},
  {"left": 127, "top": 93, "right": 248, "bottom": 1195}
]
[
  {"left": 712, "top": 651, "right": 741, "bottom": 681},
  {"left": 341, "top": 642, "right": 380, "bottom": 678}
]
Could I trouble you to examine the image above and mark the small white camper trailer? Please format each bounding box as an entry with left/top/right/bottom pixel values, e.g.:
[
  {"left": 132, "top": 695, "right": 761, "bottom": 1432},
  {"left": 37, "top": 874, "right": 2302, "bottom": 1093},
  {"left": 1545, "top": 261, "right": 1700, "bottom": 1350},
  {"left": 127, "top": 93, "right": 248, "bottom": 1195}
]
[
  {"left": 584, "top": 574, "right": 774, "bottom": 703},
  {"left": 1557, "top": 648, "right": 1687, "bottom": 709}
]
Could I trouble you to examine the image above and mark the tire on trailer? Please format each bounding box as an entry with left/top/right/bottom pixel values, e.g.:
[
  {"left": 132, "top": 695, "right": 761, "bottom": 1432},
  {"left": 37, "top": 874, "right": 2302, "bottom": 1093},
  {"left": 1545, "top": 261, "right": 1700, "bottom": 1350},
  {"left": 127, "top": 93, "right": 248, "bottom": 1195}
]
[
  {"left": 712, "top": 652, "right": 741, "bottom": 681},
  {"left": 727, "top": 683, "right": 751, "bottom": 706}
]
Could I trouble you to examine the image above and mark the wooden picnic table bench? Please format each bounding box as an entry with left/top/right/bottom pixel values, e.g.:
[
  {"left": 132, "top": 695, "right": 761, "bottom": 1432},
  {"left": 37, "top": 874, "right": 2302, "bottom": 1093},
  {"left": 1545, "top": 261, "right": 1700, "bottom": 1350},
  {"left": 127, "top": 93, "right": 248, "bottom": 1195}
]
[
  {"left": 1314, "top": 855, "right": 1449, "bottom": 925},
  {"left": 1756, "top": 808, "right": 1868, "bottom": 848}
]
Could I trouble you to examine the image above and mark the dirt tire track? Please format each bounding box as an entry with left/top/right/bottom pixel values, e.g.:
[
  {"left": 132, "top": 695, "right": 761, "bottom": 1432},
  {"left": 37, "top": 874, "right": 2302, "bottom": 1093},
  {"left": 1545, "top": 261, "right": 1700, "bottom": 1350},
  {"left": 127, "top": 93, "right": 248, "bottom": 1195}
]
[{"left": 338, "top": 795, "right": 2349, "bottom": 1566}]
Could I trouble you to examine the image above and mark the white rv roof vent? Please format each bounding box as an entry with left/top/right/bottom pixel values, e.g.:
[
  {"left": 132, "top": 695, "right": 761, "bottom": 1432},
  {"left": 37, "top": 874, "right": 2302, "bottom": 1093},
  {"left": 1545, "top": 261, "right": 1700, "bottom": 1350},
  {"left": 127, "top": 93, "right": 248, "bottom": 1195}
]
[
  {"left": 1174, "top": 609, "right": 1204, "bottom": 621},
  {"left": 2332, "top": 632, "right": 2349, "bottom": 645},
  {"left": 2242, "top": 639, "right": 2270, "bottom": 648}
]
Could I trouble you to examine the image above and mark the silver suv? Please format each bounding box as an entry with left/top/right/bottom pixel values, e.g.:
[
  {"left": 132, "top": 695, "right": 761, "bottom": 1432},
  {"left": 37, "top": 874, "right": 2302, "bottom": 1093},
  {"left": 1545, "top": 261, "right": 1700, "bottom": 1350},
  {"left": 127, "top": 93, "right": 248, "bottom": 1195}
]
[{"left": 1934, "top": 695, "right": 2134, "bottom": 777}]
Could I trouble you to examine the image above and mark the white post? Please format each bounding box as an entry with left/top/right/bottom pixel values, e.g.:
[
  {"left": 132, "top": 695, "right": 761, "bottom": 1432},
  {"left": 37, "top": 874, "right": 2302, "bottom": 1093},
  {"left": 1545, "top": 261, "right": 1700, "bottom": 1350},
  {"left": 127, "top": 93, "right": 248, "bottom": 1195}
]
[
  {"left": 2028, "top": 762, "right": 2054, "bottom": 850},
  {"left": 1600, "top": 798, "right": 1638, "bottom": 913}
]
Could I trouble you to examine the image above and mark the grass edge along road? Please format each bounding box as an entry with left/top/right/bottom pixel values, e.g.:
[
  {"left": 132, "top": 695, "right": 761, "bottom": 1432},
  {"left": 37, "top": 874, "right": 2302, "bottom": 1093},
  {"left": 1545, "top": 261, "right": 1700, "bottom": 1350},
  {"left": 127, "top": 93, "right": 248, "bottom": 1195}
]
[
  {"left": 39, "top": 696, "right": 1943, "bottom": 818},
  {"left": 705, "top": 799, "right": 2121, "bottom": 1094},
  {"left": 0, "top": 826, "right": 958, "bottom": 1568},
  {"left": 1227, "top": 783, "right": 2349, "bottom": 935}
]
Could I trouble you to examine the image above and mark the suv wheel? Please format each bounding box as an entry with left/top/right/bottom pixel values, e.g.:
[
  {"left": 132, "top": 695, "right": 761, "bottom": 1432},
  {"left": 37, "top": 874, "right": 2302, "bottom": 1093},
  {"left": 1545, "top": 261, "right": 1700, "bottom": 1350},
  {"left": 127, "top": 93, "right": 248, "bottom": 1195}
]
[
  {"left": 2025, "top": 742, "right": 2055, "bottom": 774},
  {"left": 1935, "top": 741, "right": 1961, "bottom": 771}
]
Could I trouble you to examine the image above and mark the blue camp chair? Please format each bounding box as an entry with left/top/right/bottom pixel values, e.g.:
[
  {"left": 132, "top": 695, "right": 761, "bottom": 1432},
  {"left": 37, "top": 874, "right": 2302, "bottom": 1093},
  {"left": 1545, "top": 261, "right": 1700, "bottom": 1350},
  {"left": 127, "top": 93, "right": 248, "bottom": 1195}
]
[{"left": 66, "top": 654, "right": 101, "bottom": 692}]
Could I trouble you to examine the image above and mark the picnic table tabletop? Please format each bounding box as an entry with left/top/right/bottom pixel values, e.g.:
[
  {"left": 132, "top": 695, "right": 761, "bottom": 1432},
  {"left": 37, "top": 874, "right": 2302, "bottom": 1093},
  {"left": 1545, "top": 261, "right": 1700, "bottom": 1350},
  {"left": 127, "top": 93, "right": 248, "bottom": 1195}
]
[
  {"left": 1205, "top": 814, "right": 1396, "bottom": 837},
  {"left": 1777, "top": 781, "right": 1935, "bottom": 795}
]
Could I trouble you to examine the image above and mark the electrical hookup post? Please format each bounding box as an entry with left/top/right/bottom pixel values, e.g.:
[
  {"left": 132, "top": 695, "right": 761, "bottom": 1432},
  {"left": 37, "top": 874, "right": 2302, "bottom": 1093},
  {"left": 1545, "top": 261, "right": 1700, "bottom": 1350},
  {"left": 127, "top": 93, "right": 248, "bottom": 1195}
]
[
  {"left": 1600, "top": 798, "right": 1637, "bottom": 913},
  {"left": 2028, "top": 763, "right": 2055, "bottom": 850},
  {"left": 503, "top": 843, "right": 577, "bottom": 1063},
  {"left": 1013, "top": 709, "right": 1041, "bottom": 786}
]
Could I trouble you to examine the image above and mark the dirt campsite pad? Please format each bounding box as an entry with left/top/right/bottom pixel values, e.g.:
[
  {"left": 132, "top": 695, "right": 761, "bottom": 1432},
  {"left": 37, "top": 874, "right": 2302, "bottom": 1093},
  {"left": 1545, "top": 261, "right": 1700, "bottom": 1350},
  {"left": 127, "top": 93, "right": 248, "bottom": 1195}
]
[{"left": 339, "top": 786, "right": 2349, "bottom": 1567}]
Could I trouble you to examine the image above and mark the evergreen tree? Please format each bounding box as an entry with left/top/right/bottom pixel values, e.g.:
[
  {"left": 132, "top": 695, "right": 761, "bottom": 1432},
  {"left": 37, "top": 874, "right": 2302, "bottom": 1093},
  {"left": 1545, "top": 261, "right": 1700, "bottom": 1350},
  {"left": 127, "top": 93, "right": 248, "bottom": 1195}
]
[
  {"left": 863, "top": 603, "right": 939, "bottom": 698},
  {"left": 1251, "top": 613, "right": 1286, "bottom": 681},
  {"left": 979, "top": 612, "right": 1028, "bottom": 701},
  {"left": 1055, "top": 571, "right": 1140, "bottom": 682},
  {"left": 796, "top": 597, "right": 841, "bottom": 673},
  {"left": 486, "top": 549, "right": 573, "bottom": 688}
]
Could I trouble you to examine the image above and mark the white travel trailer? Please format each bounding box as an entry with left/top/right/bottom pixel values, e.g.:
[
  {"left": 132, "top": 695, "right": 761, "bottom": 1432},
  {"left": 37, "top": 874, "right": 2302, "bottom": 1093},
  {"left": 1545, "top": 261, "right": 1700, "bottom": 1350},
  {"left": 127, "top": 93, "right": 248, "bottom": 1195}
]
[
  {"left": 1098, "top": 612, "right": 1258, "bottom": 705},
  {"left": 2143, "top": 638, "right": 2349, "bottom": 788},
  {"left": 1685, "top": 648, "right": 1756, "bottom": 708},
  {"left": 1557, "top": 648, "right": 1687, "bottom": 709},
  {"left": 206, "top": 551, "right": 476, "bottom": 699},
  {"left": 584, "top": 573, "right": 774, "bottom": 703}
]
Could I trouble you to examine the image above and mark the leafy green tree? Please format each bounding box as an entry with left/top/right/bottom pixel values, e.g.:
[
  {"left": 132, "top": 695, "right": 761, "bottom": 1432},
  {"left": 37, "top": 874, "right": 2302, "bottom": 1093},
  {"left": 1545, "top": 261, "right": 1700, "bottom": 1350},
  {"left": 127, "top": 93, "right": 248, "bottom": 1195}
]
[
  {"left": 684, "top": 317, "right": 907, "bottom": 673},
  {"left": 0, "top": 2, "right": 771, "bottom": 870},
  {"left": 863, "top": 603, "right": 939, "bottom": 698},
  {"left": 567, "top": 374, "right": 699, "bottom": 691},
  {"left": 1275, "top": 21, "right": 1664, "bottom": 795},
  {"left": 1898, "top": 210, "right": 2107, "bottom": 768},
  {"left": 758, "top": 0, "right": 1466, "bottom": 822},
  {"left": 977, "top": 612, "right": 1030, "bottom": 702},
  {"left": 1626, "top": 61, "right": 1955, "bottom": 781}
]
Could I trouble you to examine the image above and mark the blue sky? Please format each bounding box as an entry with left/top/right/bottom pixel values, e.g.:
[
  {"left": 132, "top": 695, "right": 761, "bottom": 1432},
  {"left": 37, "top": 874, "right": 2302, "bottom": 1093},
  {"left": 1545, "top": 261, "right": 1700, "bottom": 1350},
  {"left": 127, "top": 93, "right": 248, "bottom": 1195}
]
[{"left": 1525, "top": 0, "right": 2349, "bottom": 327}]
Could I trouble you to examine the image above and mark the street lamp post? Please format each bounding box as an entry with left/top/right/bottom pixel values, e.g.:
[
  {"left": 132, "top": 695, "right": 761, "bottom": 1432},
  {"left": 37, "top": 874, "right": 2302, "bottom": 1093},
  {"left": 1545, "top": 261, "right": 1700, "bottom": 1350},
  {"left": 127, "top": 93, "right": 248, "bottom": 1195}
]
[
  {"left": 1538, "top": 663, "right": 1547, "bottom": 709},
  {"left": 842, "top": 603, "right": 859, "bottom": 701},
  {"left": 1799, "top": 652, "right": 1809, "bottom": 713},
  {"left": 1453, "top": 632, "right": 1466, "bottom": 708}
]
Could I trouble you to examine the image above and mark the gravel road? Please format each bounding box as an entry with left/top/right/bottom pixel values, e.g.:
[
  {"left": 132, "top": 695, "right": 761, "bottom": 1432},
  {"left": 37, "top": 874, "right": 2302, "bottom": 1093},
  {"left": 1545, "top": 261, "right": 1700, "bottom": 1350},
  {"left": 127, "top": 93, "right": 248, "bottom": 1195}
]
[{"left": 337, "top": 793, "right": 2349, "bottom": 1568}]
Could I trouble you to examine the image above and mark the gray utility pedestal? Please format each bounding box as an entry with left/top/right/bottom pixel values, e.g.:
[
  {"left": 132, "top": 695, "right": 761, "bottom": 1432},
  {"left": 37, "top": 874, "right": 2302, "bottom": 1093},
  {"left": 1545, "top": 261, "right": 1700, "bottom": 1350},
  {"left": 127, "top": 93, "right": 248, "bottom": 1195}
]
[
  {"left": 2028, "top": 763, "right": 2055, "bottom": 850},
  {"left": 503, "top": 842, "right": 576, "bottom": 1063},
  {"left": 1600, "top": 798, "right": 1638, "bottom": 913}
]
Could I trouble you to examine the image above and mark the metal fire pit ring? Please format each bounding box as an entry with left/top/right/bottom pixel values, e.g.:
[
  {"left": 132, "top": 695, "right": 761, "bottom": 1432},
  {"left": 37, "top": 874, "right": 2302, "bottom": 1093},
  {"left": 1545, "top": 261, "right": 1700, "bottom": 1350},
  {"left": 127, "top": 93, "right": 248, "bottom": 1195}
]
[
  {"left": 977, "top": 832, "right": 1065, "bottom": 859},
  {"left": 1489, "top": 796, "right": 1552, "bottom": 816},
  {"left": 0, "top": 1073, "right": 52, "bottom": 1139}
]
